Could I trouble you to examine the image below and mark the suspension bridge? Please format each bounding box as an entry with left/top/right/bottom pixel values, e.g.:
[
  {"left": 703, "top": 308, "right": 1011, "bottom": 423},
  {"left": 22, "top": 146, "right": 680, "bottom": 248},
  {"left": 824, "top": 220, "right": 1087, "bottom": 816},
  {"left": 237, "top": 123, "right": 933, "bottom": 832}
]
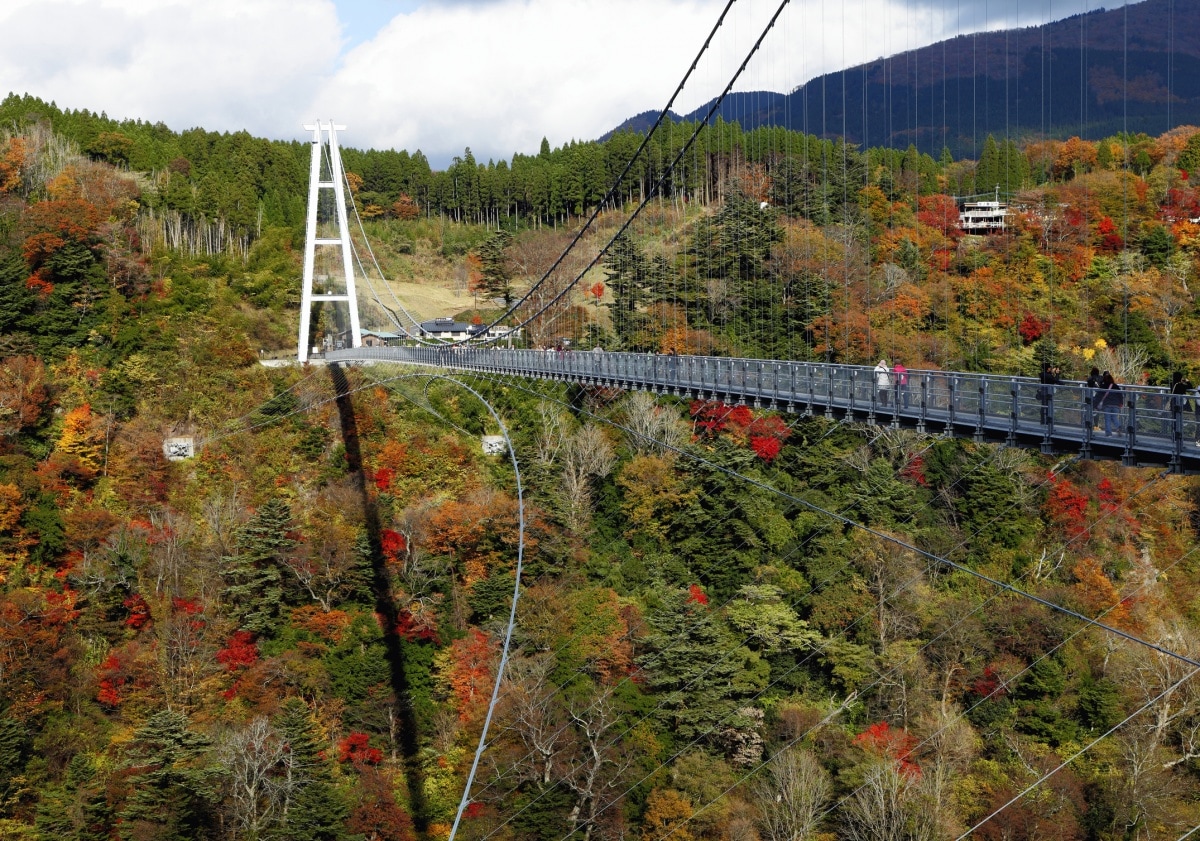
[
  {"left": 299, "top": 112, "right": 1200, "bottom": 474},
  {"left": 277, "top": 4, "right": 1200, "bottom": 838},
  {"left": 326, "top": 347, "right": 1200, "bottom": 473}
]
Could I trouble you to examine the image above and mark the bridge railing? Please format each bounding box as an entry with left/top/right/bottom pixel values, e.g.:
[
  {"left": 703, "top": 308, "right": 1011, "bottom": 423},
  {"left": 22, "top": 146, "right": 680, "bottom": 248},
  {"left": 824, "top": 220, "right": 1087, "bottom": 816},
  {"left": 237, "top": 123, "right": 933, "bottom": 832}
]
[{"left": 325, "top": 346, "right": 1199, "bottom": 470}]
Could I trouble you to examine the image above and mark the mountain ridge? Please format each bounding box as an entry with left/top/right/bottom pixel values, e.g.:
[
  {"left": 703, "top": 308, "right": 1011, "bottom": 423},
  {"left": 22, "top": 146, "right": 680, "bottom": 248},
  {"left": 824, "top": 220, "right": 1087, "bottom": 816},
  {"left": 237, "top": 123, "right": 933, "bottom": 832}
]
[{"left": 607, "top": 0, "right": 1200, "bottom": 157}]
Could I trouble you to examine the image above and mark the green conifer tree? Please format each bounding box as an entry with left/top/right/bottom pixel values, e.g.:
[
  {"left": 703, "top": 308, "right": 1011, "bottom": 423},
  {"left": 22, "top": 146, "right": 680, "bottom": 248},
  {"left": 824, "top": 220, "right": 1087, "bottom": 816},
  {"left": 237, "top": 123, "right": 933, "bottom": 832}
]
[
  {"left": 475, "top": 229, "right": 514, "bottom": 307},
  {"left": 35, "top": 753, "right": 113, "bottom": 841},
  {"left": 636, "top": 588, "right": 768, "bottom": 743},
  {"left": 221, "top": 498, "right": 296, "bottom": 635},
  {"left": 975, "top": 135, "right": 1001, "bottom": 196},
  {"left": 271, "top": 698, "right": 348, "bottom": 841},
  {"left": 602, "top": 233, "right": 652, "bottom": 348},
  {"left": 117, "top": 711, "right": 220, "bottom": 841}
]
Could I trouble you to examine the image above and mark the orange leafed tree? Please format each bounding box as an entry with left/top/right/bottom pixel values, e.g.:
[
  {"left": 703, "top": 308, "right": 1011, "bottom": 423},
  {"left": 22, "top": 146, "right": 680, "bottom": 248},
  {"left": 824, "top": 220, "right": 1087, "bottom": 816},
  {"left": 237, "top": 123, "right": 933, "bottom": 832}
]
[
  {"left": 56, "top": 404, "right": 105, "bottom": 473},
  {"left": 392, "top": 193, "right": 419, "bottom": 220},
  {"left": 0, "top": 356, "right": 47, "bottom": 442},
  {"left": 20, "top": 196, "right": 103, "bottom": 294},
  {"left": 441, "top": 628, "right": 495, "bottom": 721},
  {"left": 0, "top": 136, "right": 27, "bottom": 192},
  {"left": 423, "top": 492, "right": 523, "bottom": 584},
  {"left": 1070, "top": 557, "right": 1130, "bottom": 626}
]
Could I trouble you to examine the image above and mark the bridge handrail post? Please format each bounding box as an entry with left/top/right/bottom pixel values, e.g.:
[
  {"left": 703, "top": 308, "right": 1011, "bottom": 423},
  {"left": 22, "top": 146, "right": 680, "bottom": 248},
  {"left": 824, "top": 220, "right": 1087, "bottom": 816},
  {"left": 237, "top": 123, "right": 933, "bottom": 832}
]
[
  {"left": 804, "top": 364, "right": 814, "bottom": 416},
  {"left": 1040, "top": 379, "right": 1055, "bottom": 453},
  {"left": 917, "top": 374, "right": 927, "bottom": 433},
  {"left": 855, "top": 367, "right": 868, "bottom": 422},
  {"left": 825, "top": 366, "right": 835, "bottom": 419},
  {"left": 1170, "top": 393, "right": 1184, "bottom": 473},
  {"left": 976, "top": 378, "right": 988, "bottom": 443},
  {"left": 1080, "top": 386, "right": 1095, "bottom": 459},
  {"left": 1122, "top": 392, "right": 1138, "bottom": 467},
  {"left": 947, "top": 377, "right": 957, "bottom": 431},
  {"left": 782, "top": 359, "right": 792, "bottom": 412},
  {"left": 1007, "top": 378, "right": 1019, "bottom": 445}
]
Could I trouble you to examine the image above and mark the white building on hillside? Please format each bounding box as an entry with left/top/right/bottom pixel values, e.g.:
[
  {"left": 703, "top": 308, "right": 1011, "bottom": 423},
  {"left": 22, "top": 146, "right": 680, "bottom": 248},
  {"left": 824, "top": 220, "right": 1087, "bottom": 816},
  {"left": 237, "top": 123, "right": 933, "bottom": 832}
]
[
  {"left": 959, "top": 200, "right": 1008, "bottom": 233},
  {"left": 418, "top": 318, "right": 522, "bottom": 343}
]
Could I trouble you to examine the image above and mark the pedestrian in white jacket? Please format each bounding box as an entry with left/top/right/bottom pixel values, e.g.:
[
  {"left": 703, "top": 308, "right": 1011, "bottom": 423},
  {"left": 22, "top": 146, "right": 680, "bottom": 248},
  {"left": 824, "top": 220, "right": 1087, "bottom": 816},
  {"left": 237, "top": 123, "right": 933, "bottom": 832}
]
[{"left": 874, "top": 359, "right": 892, "bottom": 407}]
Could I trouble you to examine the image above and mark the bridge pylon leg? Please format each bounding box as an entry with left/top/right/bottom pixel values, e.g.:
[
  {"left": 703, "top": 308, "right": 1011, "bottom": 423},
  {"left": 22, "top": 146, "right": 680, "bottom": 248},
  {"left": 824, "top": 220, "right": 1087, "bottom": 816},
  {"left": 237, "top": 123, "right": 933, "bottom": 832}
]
[{"left": 298, "top": 121, "right": 363, "bottom": 363}]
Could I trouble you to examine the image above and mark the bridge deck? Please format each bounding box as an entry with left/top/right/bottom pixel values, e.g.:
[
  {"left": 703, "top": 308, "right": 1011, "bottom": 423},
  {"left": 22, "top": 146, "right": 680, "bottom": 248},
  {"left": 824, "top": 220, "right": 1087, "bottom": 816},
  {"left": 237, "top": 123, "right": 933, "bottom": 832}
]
[{"left": 325, "top": 347, "right": 1200, "bottom": 474}]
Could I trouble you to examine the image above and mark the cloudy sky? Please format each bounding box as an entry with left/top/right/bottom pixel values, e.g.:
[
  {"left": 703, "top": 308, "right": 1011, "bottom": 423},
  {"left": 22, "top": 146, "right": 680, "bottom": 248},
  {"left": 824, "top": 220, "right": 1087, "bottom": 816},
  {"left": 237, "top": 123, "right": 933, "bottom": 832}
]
[{"left": 1, "top": 0, "right": 1111, "bottom": 169}]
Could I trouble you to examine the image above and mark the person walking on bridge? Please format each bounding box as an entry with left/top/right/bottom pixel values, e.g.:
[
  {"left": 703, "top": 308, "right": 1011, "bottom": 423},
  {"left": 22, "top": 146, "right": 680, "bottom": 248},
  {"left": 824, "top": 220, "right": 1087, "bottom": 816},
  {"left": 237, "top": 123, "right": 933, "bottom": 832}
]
[
  {"left": 1038, "top": 362, "right": 1061, "bottom": 425},
  {"left": 1097, "top": 371, "right": 1122, "bottom": 437},
  {"left": 1171, "top": 371, "right": 1198, "bottom": 444},
  {"left": 893, "top": 360, "right": 910, "bottom": 409},
  {"left": 874, "top": 359, "right": 892, "bottom": 407}
]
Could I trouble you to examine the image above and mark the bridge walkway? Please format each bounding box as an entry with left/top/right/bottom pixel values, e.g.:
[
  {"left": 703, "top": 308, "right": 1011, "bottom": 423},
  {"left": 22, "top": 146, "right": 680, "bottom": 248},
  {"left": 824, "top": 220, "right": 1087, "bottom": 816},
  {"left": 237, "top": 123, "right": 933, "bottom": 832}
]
[{"left": 325, "top": 347, "right": 1200, "bottom": 474}]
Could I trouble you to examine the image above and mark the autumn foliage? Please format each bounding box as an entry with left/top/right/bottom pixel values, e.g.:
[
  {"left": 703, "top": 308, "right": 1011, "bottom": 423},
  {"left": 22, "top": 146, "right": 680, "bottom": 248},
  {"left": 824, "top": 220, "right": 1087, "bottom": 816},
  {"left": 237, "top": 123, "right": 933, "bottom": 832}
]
[
  {"left": 855, "top": 721, "right": 920, "bottom": 776},
  {"left": 442, "top": 628, "right": 494, "bottom": 722},
  {"left": 1, "top": 99, "right": 1200, "bottom": 841},
  {"left": 690, "top": 400, "right": 790, "bottom": 460},
  {"left": 216, "top": 630, "right": 259, "bottom": 671},
  {"left": 338, "top": 731, "right": 383, "bottom": 765}
]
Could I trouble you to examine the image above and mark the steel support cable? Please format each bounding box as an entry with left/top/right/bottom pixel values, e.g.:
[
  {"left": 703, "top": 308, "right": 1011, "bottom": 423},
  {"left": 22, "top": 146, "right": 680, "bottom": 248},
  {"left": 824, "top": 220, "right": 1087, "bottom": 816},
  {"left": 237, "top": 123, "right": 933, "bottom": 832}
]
[
  {"left": 454, "top": 403, "right": 1028, "bottom": 813},
  {"left": 819, "top": 534, "right": 1200, "bottom": 835},
  {"left": 956, "top": 667, "right": 1200, "bottom": 841},
  {"left": 467, "top": 371, "right": 1200, "bottom": 670},
  {"left": 339, "top": 163, "right": 427, "bottom": 337},
  {"left": 472, "top": 0, "right": 792, "bottom": 348},
  {"left": 456, "top": 373, "right": 1184, "bottom": 835},
  {"left": 650, "top": 546, "right": 1200, "bottom": 841},
  {"left": 455, "top": 0, "right": 739, "bottom": 345},
  {"left": 221, "top": 363, "right": 1192, "bottom": 840},
  {"left": 810, "top": 476, "right": 1185, "bottom": 828},
  {"left": 382, "top": 376, "right": 531, "bottom": 841},
  {"left": 314, "top": 366, "right": 529, "bottom": 841},
  {"left": 471, "top": 374, "right": 1199, "bottom": 841}
]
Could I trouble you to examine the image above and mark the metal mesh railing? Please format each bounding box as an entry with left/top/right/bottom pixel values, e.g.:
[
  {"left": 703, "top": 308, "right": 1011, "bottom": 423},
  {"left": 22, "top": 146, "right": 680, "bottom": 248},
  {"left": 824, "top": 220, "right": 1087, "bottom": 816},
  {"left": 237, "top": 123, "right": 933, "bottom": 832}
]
[{"left": 324, "top": 347, "right": 1200, "bottom": 472}]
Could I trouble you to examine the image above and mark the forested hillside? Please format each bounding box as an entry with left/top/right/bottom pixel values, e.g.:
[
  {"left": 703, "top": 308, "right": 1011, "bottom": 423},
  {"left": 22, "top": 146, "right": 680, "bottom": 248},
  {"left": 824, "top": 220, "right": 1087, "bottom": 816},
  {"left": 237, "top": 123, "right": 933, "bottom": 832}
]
[{"left": 1, "top": 98, "right": 1200, "bottom": 841}]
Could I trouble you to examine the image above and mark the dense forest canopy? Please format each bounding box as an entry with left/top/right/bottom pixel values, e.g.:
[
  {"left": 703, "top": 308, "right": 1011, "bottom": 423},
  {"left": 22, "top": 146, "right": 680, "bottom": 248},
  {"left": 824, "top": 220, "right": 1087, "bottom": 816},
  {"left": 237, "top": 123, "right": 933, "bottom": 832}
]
[{"left": 1, "top": 89, "right": 1200, "bottom": 841}]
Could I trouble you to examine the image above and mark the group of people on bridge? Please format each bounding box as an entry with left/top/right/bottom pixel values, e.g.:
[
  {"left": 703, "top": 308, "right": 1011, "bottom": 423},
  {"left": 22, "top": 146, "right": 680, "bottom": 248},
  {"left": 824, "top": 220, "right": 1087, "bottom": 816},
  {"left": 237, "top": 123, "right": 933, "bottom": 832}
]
[{"left": 873, "top": 358, "right": 910, "bottom": 409}]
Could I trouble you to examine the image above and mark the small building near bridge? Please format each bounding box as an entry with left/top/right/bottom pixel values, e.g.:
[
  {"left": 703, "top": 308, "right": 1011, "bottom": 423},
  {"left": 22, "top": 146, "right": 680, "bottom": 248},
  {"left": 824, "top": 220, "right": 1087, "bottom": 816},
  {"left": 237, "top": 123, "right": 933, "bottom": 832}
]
[
  {"left": 418, "top": 318, "right": 522, "bottom": 343},
  {"left": 959, "top": 199, "right": 1008, "bottom": 233}
]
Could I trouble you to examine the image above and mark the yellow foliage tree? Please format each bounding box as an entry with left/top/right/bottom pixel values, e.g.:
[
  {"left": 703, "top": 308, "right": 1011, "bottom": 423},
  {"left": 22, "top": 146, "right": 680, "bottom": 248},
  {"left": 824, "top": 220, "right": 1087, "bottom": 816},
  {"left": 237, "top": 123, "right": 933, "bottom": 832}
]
[
  {"left": 1071, "top": 557, "right": 1129, "bottom": 627},
  {"left": 57, "top": 404, "right": 105, "bottom": 472},
  {"left": 616, "top": 454, "right": 698, "bottom": 542},
  {"left": 641, "top": 788, "right": 695, "bottom": 841}
]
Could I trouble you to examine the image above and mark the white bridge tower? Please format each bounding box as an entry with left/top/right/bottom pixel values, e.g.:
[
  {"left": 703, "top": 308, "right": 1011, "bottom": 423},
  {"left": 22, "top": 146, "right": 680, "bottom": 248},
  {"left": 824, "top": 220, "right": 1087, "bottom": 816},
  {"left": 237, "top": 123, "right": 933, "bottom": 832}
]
[{"left": 298, "top": 121, "right": 362, "bottom": 362}]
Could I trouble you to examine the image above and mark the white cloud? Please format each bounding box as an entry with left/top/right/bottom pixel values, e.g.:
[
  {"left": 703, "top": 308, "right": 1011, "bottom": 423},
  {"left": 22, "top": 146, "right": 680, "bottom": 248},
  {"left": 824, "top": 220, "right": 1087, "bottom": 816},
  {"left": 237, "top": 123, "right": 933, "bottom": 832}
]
[
  {"left": 309, "top": 0, "right": 1099, "bottom": 167},
  {"left": 311, "top": 0, "right": 736, "bottom": 167},
  {"left": 0, "top": 0, "right": 1109, "bottom": 170},
  {"left": 0, "top": 0, "right": 341, "bottom": 134}
]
